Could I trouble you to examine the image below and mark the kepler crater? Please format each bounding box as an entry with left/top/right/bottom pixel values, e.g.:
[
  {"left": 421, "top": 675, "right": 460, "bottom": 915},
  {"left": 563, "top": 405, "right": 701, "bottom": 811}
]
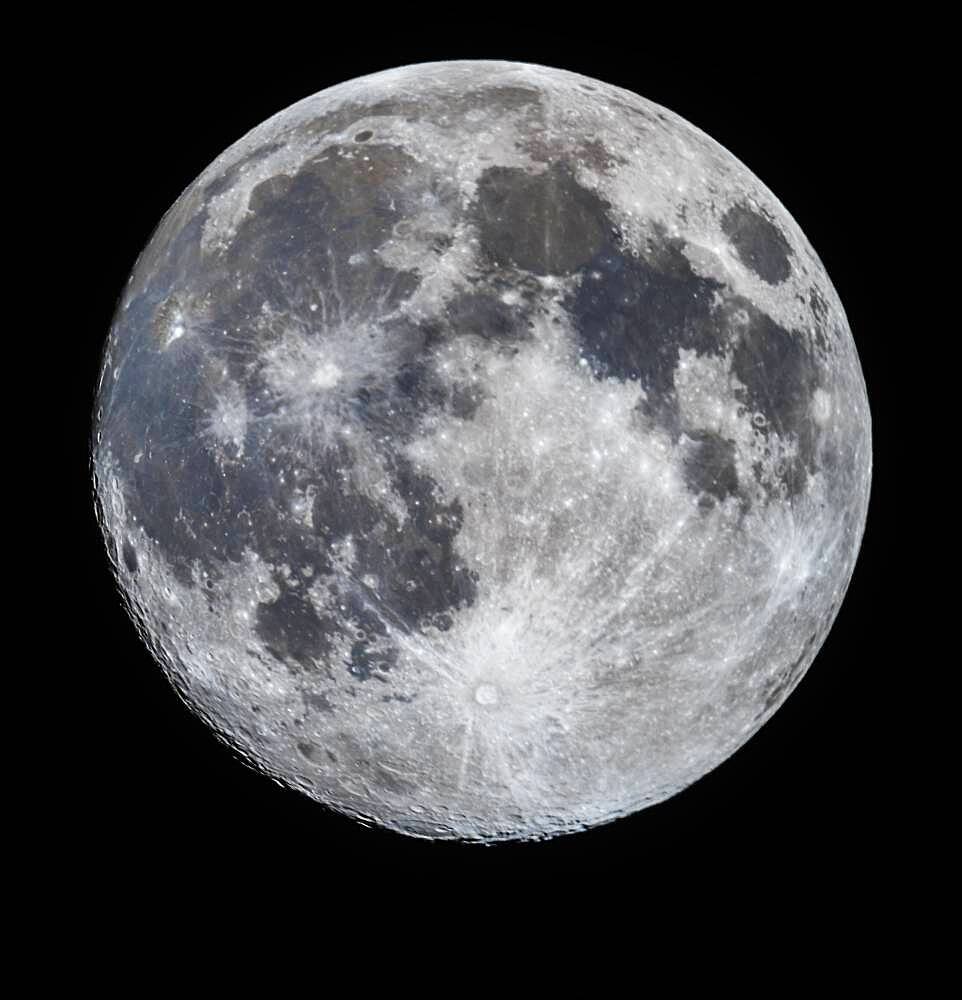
[{"left": 92, "top": 61, "right": 871, "bottom": 842}]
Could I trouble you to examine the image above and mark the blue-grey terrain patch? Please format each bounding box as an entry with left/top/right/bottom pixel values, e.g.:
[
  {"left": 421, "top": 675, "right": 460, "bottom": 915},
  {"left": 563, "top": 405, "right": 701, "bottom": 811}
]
[
  {"left": 721, "top": 202, "right": 793, "bottom": 285},
  {"left": 374, "top": 287, "right": 533, "bottom": 435},
  {"left": 565, "top": 226, "right": 726, "bottom": 433},
  {"left": 246, "top": 442, "right": 478, "bottom": 680},
  {"left": 215, "top": 142, "right": 421, "bottom": 325},
  {"left": 566, "top": 224, "right": 820, "bottom": 498},
  {"left": 682, "top": 431, "right": 741, "bottom": 508},
  {"left": 440, "top": 289, "right": 531, "bottom": 344},
  {"left": 449, "top": 381, "right": 485, "bottom": 420},
  {"left": 102, "top": 342, "right": 251, "bottom": 586},
  {"left": 100, "top": 138, "right": 480, "bottom": 676},
  {"left": 471, "top": 163, "right": 610, "bottom": 276},
  {"left": 256, "top": 586, "right": 334, "bottom": 671},
  {"left": 726, "top": 295, "right": 820, "bottom": 497}
]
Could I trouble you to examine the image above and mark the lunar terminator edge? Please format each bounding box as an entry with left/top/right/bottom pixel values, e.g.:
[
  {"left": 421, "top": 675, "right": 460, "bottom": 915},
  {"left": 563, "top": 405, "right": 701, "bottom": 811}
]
[{"left": 92, "top": 60, "right": 871, "bottom": 842}]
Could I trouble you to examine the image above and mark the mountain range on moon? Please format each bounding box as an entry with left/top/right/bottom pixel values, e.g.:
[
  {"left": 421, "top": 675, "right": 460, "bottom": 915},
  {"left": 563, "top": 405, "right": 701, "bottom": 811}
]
[{"left": 92, "top": 60, "right": 871, "bottom": 842}]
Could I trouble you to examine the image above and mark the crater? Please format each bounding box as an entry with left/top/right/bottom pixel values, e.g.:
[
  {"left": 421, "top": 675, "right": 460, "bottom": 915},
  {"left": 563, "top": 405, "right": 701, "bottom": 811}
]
[
  {"left": 122, "top": 540, "right": 138, "bottom": 574},
  {"left": 721, "top": 202, "right": 793, "bottom": 285},
  {"left": 474, "top": 683, "right": 500, "bottom": 706}
]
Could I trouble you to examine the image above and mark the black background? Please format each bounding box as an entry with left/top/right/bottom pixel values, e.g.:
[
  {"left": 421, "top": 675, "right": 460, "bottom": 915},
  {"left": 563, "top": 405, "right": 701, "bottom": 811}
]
[{"left": 63, "top": 23, "right": 904, "bottom": 892}]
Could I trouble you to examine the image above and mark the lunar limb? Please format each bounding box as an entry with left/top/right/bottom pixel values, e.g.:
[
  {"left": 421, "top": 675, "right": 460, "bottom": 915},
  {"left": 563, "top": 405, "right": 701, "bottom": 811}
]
[{"left": 93, "top": 61, "right": 871, "bottom": 842}]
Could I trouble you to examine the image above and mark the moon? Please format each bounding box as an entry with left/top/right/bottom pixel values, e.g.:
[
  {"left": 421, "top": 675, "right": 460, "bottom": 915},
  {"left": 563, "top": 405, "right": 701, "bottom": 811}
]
[{"left": 92, "top": 60, "right": 871, "bottom": 842}]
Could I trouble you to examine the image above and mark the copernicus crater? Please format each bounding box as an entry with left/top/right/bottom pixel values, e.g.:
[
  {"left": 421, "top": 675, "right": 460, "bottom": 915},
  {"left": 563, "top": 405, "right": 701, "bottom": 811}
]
[{"left": 92, "top": 60, "right": 871, "bottom": 842}]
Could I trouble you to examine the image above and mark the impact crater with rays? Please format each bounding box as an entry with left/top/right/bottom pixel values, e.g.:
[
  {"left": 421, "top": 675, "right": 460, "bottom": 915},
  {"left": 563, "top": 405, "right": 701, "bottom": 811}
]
[{"left": 92, "top": 60, "right": 871, "bottom": 842}]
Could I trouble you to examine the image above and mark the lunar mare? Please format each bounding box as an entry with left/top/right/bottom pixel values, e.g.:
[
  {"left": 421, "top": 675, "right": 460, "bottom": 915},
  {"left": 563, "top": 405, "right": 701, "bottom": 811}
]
[{"left": 92, "top": 61, "right": 871, "bottom": 841}]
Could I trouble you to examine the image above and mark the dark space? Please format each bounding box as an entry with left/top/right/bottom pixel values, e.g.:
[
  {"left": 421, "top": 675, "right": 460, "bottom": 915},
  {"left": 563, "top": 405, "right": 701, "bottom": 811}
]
[{"left": 54, "top": 22, "right": 908, "bottom": 901}]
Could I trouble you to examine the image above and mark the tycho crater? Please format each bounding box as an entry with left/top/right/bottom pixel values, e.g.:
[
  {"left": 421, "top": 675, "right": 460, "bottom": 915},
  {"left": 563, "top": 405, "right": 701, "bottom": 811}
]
[{"left": 92, "top": 60, "right": 871, "bottom": 842}]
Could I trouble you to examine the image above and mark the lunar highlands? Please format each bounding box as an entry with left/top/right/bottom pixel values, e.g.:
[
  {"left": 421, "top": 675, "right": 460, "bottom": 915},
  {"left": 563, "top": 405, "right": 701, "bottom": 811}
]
[{"left": 92, "top": 61, "right": 871, "bottom": 841}]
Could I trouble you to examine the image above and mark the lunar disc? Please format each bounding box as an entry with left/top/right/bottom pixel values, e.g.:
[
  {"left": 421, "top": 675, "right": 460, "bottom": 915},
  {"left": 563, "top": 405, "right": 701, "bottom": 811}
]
[{"left": 92, "top": 60, "right": 871, "bottom": 842}]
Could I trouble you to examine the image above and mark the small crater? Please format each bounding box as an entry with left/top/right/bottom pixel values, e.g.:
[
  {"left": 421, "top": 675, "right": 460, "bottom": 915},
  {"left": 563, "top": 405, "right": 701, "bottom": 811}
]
[
  {"left": 475, "top": 683, "right": 499, "bottom": 706},
  {"left": 354, "top": 129, "right": 373, "bottom": 143},
  {"left": 431, "top": 233, "right": 454, "bottom": 255}
]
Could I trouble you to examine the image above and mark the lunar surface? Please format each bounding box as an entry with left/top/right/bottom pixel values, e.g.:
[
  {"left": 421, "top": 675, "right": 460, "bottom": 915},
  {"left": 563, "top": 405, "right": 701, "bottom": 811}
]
[{"left": 92, "top": 61, "right": 871, "bottom": 841}]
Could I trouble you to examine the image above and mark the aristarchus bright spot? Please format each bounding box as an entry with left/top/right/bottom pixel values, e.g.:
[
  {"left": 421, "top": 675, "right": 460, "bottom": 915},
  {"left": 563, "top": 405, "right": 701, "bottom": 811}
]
[{"left": 92, "top": 61, "right": 871, "bottom": 842}]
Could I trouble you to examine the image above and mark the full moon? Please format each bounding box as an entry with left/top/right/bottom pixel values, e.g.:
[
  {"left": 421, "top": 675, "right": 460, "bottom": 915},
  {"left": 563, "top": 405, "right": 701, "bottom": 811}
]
[{"left": 92, "top": 61, "right": 871, "bottom": 841}]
